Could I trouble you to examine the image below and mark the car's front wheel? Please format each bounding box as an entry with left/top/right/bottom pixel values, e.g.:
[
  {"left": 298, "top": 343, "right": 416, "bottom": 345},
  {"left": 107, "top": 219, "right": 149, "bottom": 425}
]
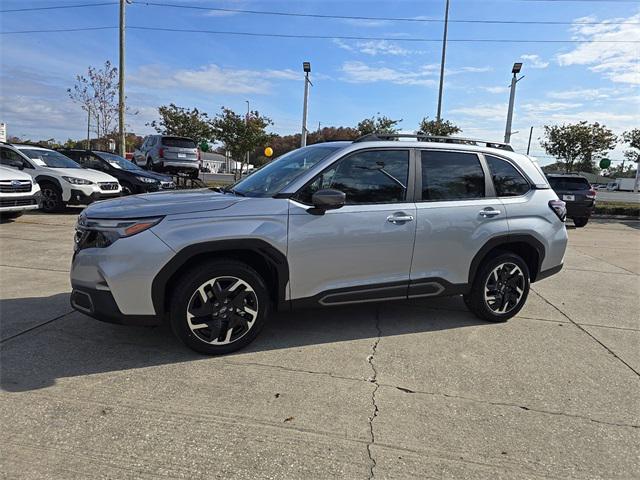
[
  {"left": 169, "top": 259, "right": 270, "bottom": 355},
  {"left": 39, "top": 182, "right": 64, "bottom": 212},
  {"left": 464, "top": 252, "right": 530, "bottom": 323},
  {"left": 573, "top": 217, "right": 589, "bottom": 228}
]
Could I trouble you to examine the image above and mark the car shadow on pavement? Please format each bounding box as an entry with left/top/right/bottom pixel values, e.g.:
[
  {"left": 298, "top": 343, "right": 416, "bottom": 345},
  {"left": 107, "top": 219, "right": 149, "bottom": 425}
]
[{"left": 0, "top": 293, "right": 483, "bottom": 393}]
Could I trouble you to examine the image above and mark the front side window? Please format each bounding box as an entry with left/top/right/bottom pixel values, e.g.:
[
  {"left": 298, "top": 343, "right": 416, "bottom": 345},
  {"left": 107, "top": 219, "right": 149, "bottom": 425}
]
[
  {"left": 298, "top": 150, "right": 409, "bottom": 205},
  {"left": 0, "top": 147, "right": 32, "bottom": 169},
  {"left": 485, "top": 155, "right": 530, "bottom": 196},
  {"left": 421, "top": 151, "right": 484, "bottom": 201}
]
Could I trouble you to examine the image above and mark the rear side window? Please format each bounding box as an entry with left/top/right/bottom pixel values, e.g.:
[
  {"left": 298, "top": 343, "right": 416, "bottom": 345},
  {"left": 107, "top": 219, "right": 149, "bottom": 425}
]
[
  {"left": 298, "top": 149, "right": 409, "bottom": 205},
  {"left": 547, "top": 177, "right": 591, "bottom": 191},
  {"left": 485, "top": 155, "right": 530, "bottom": 197},
  {"left": 421, "top": 151, "right": 484, "bottom": 201},
  {"left": 162, "top": 137, "right": 197, "bottom": 148}
]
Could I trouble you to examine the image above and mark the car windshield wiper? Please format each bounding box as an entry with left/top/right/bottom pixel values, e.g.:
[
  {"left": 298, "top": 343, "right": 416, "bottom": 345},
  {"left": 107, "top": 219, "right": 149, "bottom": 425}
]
[{"left": 222, "top": 186, "right": 246, "bottom": 197}]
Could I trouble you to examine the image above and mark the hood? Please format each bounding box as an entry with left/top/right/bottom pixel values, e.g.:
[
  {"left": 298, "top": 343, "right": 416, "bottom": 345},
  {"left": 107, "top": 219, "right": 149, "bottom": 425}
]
[
  {"left": 84, "top": 188, "right": 241, "bottom": 219},
  {"left": 0, "top": 165, "right": 33, "bottom": 181},
  {"left": 131, "top": 169, "right": 173, "bottom": 182},
  {"left": 52, "top": 168, "right": 119, "bottom": 183}
]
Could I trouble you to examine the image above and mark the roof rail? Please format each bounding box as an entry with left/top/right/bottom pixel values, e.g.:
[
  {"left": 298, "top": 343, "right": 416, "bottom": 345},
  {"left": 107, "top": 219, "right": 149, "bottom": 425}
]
[{"left": 353, "top": 132, "right": 514, "bottom": 152}]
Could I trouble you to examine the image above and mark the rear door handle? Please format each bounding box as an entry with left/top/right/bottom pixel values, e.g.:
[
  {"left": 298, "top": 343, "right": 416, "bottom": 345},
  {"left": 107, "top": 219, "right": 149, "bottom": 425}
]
[
  {"left": 387, "top": 214, "right": 414, "bottom": 224},
  {"left": 479, "top": 208, "right": 501, "bottom": 218}
]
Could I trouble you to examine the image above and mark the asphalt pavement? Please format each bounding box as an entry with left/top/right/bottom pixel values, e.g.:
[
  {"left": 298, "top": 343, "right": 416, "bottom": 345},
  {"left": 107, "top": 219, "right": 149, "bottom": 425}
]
[
  {"left": 596, "top": 190, "right": 640, "bottom": 203},
  {"left": 1, "top": 211, "right": 639, "bottom": 479}
]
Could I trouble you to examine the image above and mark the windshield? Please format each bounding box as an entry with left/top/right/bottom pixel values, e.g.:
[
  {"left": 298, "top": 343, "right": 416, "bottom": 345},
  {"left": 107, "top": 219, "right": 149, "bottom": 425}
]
[
  {"left": 20, "top": 148, "right": 81, "bottom": 168},
  {"left": 162, "top": 137, "right": 197, "bottom": 148},
  {"left": 547, "top": 177, "right": 591, "bottom": 191},
  {"left": 231, "top": 145, "right": 342, "bottom": 197},
  {"left": 95, "top": 151, "right": 142, "bottom": 171}
]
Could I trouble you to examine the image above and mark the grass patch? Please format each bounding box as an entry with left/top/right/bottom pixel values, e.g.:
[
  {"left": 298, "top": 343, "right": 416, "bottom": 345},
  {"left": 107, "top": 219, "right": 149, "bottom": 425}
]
[{"left": 595, "top": 201, "right": 640, "bottom": 217}]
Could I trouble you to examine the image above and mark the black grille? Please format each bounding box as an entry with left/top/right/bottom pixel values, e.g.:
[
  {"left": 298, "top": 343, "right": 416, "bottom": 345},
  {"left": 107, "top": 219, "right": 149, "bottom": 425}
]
[
  {"left": 0, "top": 181, "right": 32, "bottom": 193},
  {"left": 98, "top": 182, "right": 119, "bottom": 191},
  {"left": 0, "top": 198, "right": 37, "bottom": 207}
]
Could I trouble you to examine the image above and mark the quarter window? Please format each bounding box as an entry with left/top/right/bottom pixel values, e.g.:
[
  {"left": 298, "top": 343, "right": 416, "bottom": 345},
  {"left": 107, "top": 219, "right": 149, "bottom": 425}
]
[
  {"left": 298, "top": 150, "right": 409, "bottom": 205},
  {"left": 421, "top": 151, "right": 485, "bottom": 201},
  {"left": 485, "top": 155, "right": 530, "bottom": 196}
]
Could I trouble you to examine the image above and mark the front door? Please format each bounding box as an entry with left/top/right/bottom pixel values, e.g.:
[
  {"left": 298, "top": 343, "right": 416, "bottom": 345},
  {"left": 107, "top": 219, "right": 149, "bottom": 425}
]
[{"left": 287, "top": 148, "right": 417, "bottom": 304}]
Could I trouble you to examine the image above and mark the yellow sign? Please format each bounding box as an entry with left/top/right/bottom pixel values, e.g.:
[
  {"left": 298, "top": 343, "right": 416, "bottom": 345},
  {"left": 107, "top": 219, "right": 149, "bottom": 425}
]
[{"left": 264, "top": 147, "right": 273, "bottom": 157}]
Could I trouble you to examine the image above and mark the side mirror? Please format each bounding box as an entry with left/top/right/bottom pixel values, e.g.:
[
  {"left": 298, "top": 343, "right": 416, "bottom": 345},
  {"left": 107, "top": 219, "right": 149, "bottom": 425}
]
[{"left": 310, "top": 189, "right": 346, "bottom": 214}]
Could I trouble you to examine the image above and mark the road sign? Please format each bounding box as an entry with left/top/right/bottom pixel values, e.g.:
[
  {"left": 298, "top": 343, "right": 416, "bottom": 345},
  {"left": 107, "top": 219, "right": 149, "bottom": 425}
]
[{"left": 599, "top": 158, "right": 611, "bottom": 169}]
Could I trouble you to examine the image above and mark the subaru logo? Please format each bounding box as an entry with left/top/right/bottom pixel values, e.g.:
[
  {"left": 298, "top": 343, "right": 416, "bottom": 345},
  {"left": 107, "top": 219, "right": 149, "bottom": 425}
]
[{"left": 10, "top": 180, "right": 21, "bottom": 187}]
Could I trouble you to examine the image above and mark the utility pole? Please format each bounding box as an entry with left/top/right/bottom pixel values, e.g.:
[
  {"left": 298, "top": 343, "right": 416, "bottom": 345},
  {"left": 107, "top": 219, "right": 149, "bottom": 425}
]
[
  {"left": 301, "top": 62, "right": 311, "bottom": 147},
  {"left": 245, "top": 100, "right": 250, "bottom": 178},
  {"left": 504, "top": 62, "right": 524, "bottom": 144},
  {"left": 526, "top": 126, "right": 533, "bottom": 155},
  {"left": 86, "top": 106, "right": 91, "bottom": 150},
  {"left": 118, "top": 0, "right": 126, "bottom": 157},
  {"left": 436, "top": 0, "right": 450, "bottom": 123}
]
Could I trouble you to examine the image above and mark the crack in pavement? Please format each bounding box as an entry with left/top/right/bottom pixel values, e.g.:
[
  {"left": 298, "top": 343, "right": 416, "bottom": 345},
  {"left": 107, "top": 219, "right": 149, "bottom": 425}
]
[
  {"left": 365, "top": 307, "right": 382, "bottom": 480},
  {"left": 221, "top": 360, "right": 361, "bottom": 383},
  {"left": 0, "top": 310, "right": 74, "bottom": 344},
  {"left": 531, "top": 289, "right": 640, "bottom": 378},
  {"left": 388, "top": 384, "right": 640, "bottom": 429}
]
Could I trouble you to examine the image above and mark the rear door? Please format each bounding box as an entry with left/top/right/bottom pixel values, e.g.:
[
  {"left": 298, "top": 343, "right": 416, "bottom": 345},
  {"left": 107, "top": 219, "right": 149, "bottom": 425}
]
[
  {"left": 410, "top": 149, "right": 508, "bottom": 294},
  {"left": 287, "top": 148, "right": 417, "bottom": 303}
]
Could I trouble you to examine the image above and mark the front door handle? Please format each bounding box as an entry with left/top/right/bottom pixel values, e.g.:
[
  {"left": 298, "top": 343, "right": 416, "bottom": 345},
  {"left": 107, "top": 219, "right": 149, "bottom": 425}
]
[
  {"left": 479, "top": 208, "right": 501, "bottom": 218},
  {"left": 387, "top": 214, "right": 414, "bottom": 224}
]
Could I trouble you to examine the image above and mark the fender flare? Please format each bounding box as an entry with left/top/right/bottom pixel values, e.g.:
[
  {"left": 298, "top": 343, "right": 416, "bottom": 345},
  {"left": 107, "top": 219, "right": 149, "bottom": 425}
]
[
  {"left": 468, "top": 234, "right": 545, "bottom": 284},
  {"left": 151, "top": 239, "right": 290, "bottom": 316},
  {"left": 34, "top": 175, "right": 63, "bottom": 191}
]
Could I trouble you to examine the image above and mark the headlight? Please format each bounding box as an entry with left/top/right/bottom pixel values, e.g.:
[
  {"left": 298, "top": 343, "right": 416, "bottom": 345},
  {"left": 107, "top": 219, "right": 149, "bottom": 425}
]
[
  {"left": 136, "top": 176, "right": 158, "bottom": 184},
  {"left": 62, "top": 176, "right": 94, "bottom": 185},
  {"left": 74, "top": 216, "right": 163, "bottom": 250}
]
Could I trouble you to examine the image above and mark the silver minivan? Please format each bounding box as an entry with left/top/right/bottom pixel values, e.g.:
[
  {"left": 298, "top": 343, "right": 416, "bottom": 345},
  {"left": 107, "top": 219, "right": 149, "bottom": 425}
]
[{"left": 133, "top": 135, "right": 200, "bottom": 177}]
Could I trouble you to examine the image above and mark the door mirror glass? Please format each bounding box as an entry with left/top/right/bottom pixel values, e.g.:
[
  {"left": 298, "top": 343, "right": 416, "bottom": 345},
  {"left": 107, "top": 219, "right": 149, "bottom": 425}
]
[{"left": 311, "top": 189, "right": 346, "bottom": 212}]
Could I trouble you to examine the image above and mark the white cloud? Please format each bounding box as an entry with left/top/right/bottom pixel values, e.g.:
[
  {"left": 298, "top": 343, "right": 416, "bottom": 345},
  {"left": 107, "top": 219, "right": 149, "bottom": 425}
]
[
  {"left": 520, "top": 54, "right": 549, "bottom": 69},
  {"left": 450, "top": 66, "right": 493, "bottom": 74},
  {"left": 340, "top": 18, "right": 391, "bottom": 28},
  {"left": 557, "top": 13, "right": 640, "bottom": 84},
  {"left": 340, "top": 61, "right": 437, "bottom": 86},
  {"left": 332, "top": 39, "right": 415, "bottom": 56},
  {"left": 481, "top": 86, "right": 509, "bottom": 94},
  {"left": 546, "top": 88, "right": 613, "bottom": 100},
  {"left": 130, "top": 64, "right": 299, "bottom": 94}
]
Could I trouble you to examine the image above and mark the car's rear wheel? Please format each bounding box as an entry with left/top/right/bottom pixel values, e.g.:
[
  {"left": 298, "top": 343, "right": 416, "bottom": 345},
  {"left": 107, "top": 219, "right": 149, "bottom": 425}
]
[
  {"left": 573, "top": 217, "right": 588, "bottom": 228},
  {"left": 464, "top": 252, "right": 530, "bottom": 323},
  {"left": 169, "top": 259, "right": 270, "bottom": 355},
  {"left": 39, "top": 182, "right": 64, "bottom": 212}
]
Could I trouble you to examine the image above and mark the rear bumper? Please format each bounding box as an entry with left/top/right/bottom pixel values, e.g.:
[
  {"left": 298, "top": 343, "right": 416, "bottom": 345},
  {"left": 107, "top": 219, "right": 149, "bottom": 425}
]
[
  {"left": 535, "top": 263, "right": 563, "bottom": 282},
  {"left": 70, "top": 286, "right": 161, "bottom": 326},
  {"left": 566, "top": 201, "right": 595, "bottom": 219},
  {"left": 158, "top": 161, "right": 199, "bottom": 172},
  {"left": 68, "top": 189, "right": 121, "bottom": 205}
]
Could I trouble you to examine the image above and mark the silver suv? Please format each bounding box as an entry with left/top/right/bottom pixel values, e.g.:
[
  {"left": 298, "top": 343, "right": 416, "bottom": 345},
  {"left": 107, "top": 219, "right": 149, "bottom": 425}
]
[
  {"left": 133, "top": 135, "right": 200, "bottom": 177},
  {"left": 70, "top": 135, "right": 568, "bottom": 355}
]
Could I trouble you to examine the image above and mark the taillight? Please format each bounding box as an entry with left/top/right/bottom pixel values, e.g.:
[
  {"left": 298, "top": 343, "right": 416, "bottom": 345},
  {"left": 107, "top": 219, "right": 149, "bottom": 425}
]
[
  {"left": 158, "top": 147, "right": 164, "bottom": 158},
  {"left": 549, "top": 200, "right": 567, "bottom": 222},
  {"left": 586, "top": 188, "right": 596, "bottom": 199}
]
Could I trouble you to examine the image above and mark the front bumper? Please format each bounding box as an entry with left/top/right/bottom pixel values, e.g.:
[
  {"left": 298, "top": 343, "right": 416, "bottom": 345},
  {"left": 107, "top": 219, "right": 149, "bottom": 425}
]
[
  {"left": 70, "top": 286, "right": 160, "bottom": 326},
  {"left": 68, "top": 189, "right": 121, "bottom": 205},
  {"left": 0, "top": 193, "right": 41, "bottom": 212}
]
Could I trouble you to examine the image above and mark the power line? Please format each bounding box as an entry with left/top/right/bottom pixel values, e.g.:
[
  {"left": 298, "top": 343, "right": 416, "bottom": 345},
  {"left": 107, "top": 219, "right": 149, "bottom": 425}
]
[
  {"left": 4, "top": 25, "right": 638, "bottom": 43},
  {"left": 0, "top": 2, "right": 116, "bottom": 13},
  {"left": 139, "top": 2, "right": 640, "bottom": 26}
]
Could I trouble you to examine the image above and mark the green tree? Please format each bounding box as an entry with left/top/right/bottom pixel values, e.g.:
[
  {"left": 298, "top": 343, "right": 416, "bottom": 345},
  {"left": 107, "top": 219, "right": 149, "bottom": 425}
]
[
  {"left": 540, "top": 121, "right": 617, "bottom": 173},
  {"left": 621, "top": 128, "right": 640, "bottom": 169},
  {"left": 211, "top": 107, "right": 272, "bottom": 179},
  {"left": 419, "top": 117, "right": 461, "bottom": 136},
  {"left": 148, "top": 104, "right": 214, "bottom": 145},
  {"left": 356, "top": 115, "right": 401, "bottom": 136}
]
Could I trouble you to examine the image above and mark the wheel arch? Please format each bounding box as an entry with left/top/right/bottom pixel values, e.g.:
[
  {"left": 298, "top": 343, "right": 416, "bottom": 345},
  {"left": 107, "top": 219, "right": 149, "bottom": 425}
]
[
  {"left": 469, "top": 234, "right": 545, "bottom": 284},
  {"left": 152, "top": 239, "right": 289, "bottom": 318},
  {"left": 35, "top": 175, "right": 62, "bottom": 191}
]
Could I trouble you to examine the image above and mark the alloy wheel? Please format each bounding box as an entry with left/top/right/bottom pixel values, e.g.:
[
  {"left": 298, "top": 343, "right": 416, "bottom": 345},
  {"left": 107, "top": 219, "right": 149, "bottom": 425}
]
[
  {"left": 483, "top": 262, "right": 526, "bottom": 314},
  {"left": 41, "top": 188, "right": 59, "bottom": 211},
  {"left": 186, "top": 276, "right": 259, "bottom": 345}
]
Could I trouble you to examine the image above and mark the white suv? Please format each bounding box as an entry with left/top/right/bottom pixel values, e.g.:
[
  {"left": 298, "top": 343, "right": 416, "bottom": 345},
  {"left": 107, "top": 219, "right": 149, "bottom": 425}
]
[
  {"left": 0, "top": 144, "right": 122, "bottom": 212},
  {"left": 0, "top": 164, "right": 41, "bottom": 219}
]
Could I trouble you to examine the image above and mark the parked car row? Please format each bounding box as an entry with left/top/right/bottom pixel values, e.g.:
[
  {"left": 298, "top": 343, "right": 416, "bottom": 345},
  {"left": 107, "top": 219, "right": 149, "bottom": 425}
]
[{"left": 0, "top": 142, "right": 175, "bottom": 216}]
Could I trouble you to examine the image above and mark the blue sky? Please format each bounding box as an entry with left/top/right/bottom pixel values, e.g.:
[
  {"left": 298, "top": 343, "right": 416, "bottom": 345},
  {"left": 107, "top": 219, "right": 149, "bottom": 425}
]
[{"left": 1, "top": 0, "right": 638, "bottom": 165}]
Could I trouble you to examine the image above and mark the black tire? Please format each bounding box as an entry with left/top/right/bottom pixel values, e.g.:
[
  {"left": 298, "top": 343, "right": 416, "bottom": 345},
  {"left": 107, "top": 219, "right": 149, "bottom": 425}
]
[
  {"left": 573, "top": 217, "right": 588, "bottom": 228},
  {"left": 39, "top": 182, "right": 64, "bottom": 212},
  {"left": 169, "top": 259, "right": 270, "bottom": 355},
  {"left": 146, "top": 158, "right": 154, "bottom": 171},
  {"left": 463, "top": 252, "right": 530, "bottom": 323}
]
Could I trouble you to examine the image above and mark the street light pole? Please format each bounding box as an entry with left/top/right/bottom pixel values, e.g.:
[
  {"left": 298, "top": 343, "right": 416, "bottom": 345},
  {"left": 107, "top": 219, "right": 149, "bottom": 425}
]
[
  {"left": 118, "top": 0, "right": 126, "bottom": 156},
  {"left": 436, "top": 0, "right": 450, "bottom": 123},
  {"left": 301, "top": 62, "right": 311, "bottom": 147},
  {"left": 245, "top": 100, "right": 250, "bottom": 177},
  {"left": 526, "top": 126, "right": 533, "bottom": 155},
  {"left": 504, "top": 62, "right": 523, "bottom": 144},
  {"left": 86, "top": 105, "right": 91, "bottom": 150}
]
